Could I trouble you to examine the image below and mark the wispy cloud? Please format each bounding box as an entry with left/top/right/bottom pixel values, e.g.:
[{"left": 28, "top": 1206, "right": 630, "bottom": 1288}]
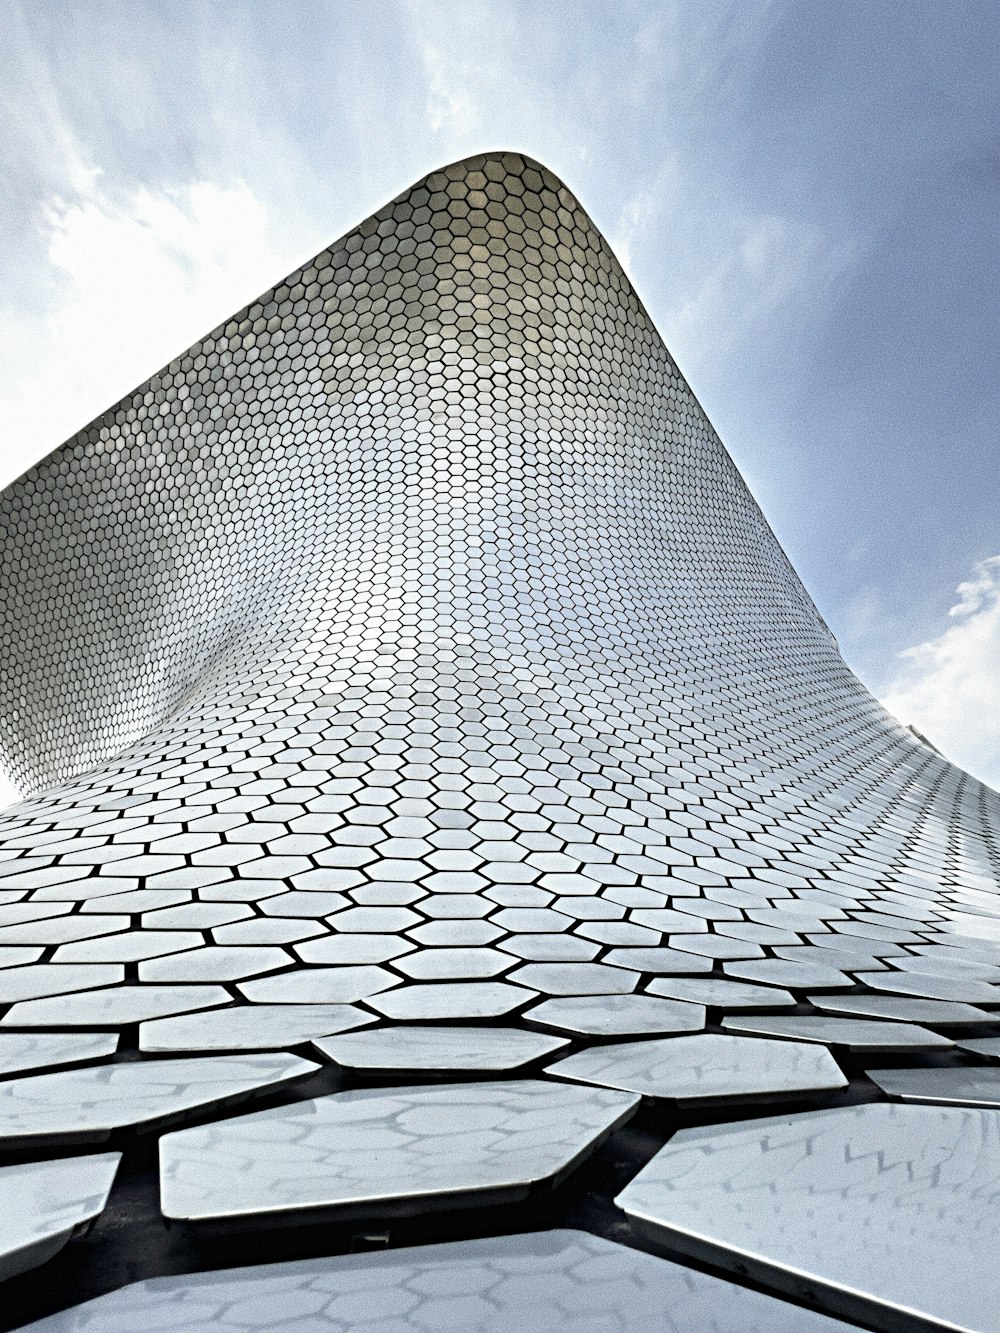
[
  {"left": 405, "top": 0, "right": 518, "bottom": 149},
  {"left": 662, "top": 213, "right": 859, "bottom": 375},
  {"left": 881, "top": 556, "right": 1000, "bottom": 791},
  {"left": 609, "top": 163, "right": 677, "bottom": 278},
  {"left": 422, "top": 41, "right": 481, "bottom": 135},
  {"left": 0, "top": 162, "right": 308, "bottom": 488}
]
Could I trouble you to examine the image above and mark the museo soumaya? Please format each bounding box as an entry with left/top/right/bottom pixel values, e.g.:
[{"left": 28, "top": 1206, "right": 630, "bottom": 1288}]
[{"left": 0, "top": 154, "right": 998, "bottom": 1333}]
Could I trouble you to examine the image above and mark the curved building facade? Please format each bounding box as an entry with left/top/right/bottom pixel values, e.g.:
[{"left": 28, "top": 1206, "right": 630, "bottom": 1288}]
[{"left": 0, "top": 154, "right": 998, "bottom": 1333}]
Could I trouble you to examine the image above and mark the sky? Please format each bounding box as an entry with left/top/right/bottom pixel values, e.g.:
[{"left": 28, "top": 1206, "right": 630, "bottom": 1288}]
[{"left": 0, "top": 0, "right": 998, "bottom": 801}]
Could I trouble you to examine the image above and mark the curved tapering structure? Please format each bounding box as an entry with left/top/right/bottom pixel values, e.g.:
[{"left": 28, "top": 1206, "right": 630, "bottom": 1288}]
[{"left": 0, "top": 154, "right": 999, "bottom": 1333}]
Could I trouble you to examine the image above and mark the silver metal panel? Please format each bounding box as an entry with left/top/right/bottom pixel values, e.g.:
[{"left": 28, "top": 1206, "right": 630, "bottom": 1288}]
[
  {"left": 313, "top": 1025, "right": 567, "bottom": 1073},
  {"left": 139, "top": 1005, "right": 374, "bottom": 1053},
  {"left": 0, "top": 1053, "right": 317, "bottom": 1143},
  {"left": 0, "top": 1154, "right": 120, "bottom": 1281},
  {"left": 866, "top": 1066, "right": 1000, "bottom": 1106},
  {"left": 617, "top": 1103, "right": 1000, "bottom": 1331},
  {"left": 17, "top": 1229, "right": 854, "bottom": 1332},
  {"left": 0, "top": 1033, "right": 119, "bottom": 1077},
  {"left": 159, "top": 1081, "right": 638, "bottom": 1224},
  {"left": 546, "top": 1033, "right": 847, "bottom": 1102},
  {"left": 721, "top": 1014, "right": 954, "bottom": 1050}
]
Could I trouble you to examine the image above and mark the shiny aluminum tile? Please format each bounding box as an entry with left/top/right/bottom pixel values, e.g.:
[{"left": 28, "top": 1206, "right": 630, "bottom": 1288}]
[
  {"left": 14, "top": 1229, "right": 855, "bottom": 1332},
  {"left": 313, "top": 1025, "right": 567, "bottom": 1074},
  {"left": 808, "top": 993, "right": 998, "bottom": 1027},
  {"left": 721, "top": 1014, "right": 953, "bottom": 1051},
  {"left": 0, "top": 1032, "right": 119, "bottom": 1077},
  {"left": 0, "top": 1153, "right": 120, "bottom": 1281},
  {"left": 159, "top": 1080, "right": 638, "bottom": 1225},
  {"left": 616, "top": 1102, "right": 1000, "bottom": 1331},
  {"left": 1, "top": 986, "right": 233, "bottom": 1028},
  {"left": 139, "top": 1005, "right": 375, "bottom": 1053},
  {"left": 525, "top": 994, "right": 706, "bottom": 1037},
  {"left": 645, "top": 976, "right": 796, "bottom": 1008},
  {"left": 546, "top": 1034, "right": 847, "bottom": 1103},
  {"left": 866, "top": 1065, "right": 1000, "bottom": 1107},
  {"left": 0, "top": 1053, "right": 317, "bottom": 1144}
]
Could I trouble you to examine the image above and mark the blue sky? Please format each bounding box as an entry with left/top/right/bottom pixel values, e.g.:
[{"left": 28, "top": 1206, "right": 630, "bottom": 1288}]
[{"left": 1, "top": 0, "right": 998, "bottom": 796}]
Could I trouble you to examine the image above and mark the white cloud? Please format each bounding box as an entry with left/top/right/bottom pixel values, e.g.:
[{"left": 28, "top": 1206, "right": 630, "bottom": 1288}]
[
  {"left": 840, "top": 582, "right": 888, "bottom": 645},
  {"left": 881, "top": 556, "right": 1000, "bottom": 792},
  {"left": 0, "top": 772, "right": 20, "bottom": 814},
  {"left": 610, "top": 179, "right": 667, "bottom": 279},
  {"left": 405, "top": 0, "right": 506, "bottom": 145},
  {"left": 0, "top": 165, "right": 309, "bottom": 488},
  {"left": 423, "top": 42, "right": 480, "bottom": 135}
]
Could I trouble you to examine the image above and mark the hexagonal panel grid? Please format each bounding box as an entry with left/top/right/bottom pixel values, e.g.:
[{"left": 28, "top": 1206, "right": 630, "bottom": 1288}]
[{"left": 0, "top": 149, "right": 996, "bottom": 1325}]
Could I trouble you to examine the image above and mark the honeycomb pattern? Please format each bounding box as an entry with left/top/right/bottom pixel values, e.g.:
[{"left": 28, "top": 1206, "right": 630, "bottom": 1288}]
[{"left": 0, "top": 152, "right": 999, "bottom": 1331}]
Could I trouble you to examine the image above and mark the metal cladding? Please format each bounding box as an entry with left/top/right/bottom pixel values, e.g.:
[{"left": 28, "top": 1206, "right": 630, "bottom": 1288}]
[{"left": 0, "top": 153, "right": 999, "bottom": 1331}]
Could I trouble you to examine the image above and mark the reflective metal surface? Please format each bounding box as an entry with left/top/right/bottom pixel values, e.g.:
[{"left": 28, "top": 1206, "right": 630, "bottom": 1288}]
[
  {"left": 0, "top": 1034, "right": 118, "bottom": 1077},
  {"left": 17, "top": 1229, "right": 854, "bottom": 1332},
  {"left": 0, "top": 1053, "right": 316, "bottom": 1144},
  {"left": 721, "top": 1014, "right": 954, "bottom": 1051},
  {"left": 617, "top": 1102, "right": 1000, "bottom": 1331},
  {"left": 313, "top": 1025, "right": 567, "bottom": 1073},
  {"left": 159, "top": 1081, "right": 638, "bottom": 1224},
  {"left": 139, "top": 1004, "right": 374, "bottom": 1053},
  {"left": 0, "top": 1155, "right": 120, "bottom": 1281},
  {"left": 525, "top": 994, "right": 706, "bottom": 1036},
  {"left": 865, "top": 1066, "right": 1000, "bottom": 1107},
  {"left": 546, "top": 1034, "right": 847, "bottom": 1102},
  {"left": 0, "top": 150, "right": 997, "bottom": 1328}
]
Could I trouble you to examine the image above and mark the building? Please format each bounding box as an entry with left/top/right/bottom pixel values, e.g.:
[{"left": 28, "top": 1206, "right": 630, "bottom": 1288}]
[{"left": 0, "top": 153, "right": 998, "bottom": 1332}]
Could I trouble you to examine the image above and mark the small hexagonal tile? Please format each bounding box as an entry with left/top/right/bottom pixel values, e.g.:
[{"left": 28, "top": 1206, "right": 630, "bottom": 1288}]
[
  {"left": 721, "top": 1014, "right": 953, "bottom": 1051},
  {"left": 646, "top": 977, "right": 796, "bottom": 1008},
  {"left": 295, "top": 934, "right": 416, "bottom": 965},
  {"left": 0, "top": 1153, "right": 120, "bottom": 1280},
  {"left": 366, "top": 982, "right": 536, "bottom": 1021},
  {"left": 956, "top": 1036, "right": 1000, "bottom": 1059},
  {"left": 314, "top": 1025, "right": 567, "bottom": 1075},
  {"left": 140, "top": 1005, "right": 376, "bottom": 1053},
  {"left": 723, "top": 960, "right": 853, "bottom": 990},
  {"left": 508, "top": 963, "right": 637, "bottom": 996},
  {"left": 865, "top": 1066, "right": 1000, "bottom": 1107},
  {"left": 525, "top": 995, "right": 705, "bottom": 1037},
  {"left": 237, "top": 966, "right": 400, "bottom": 1005},
  {"left": 0, "top": 1053, "right": 318, "bottom": 1144},
  {"left": 159, "top": 1080, "right": 638, "bottom": 1225},
  {"left": 139, "top": 946, "right": 291, "bottom": 983},
  {"left": 393, "top": 948, "right": 514, "bottom": 981},
  {"left": 0, "top": 964, "right": 124, "bottom": 1004},
  {"left": 809, "top": 994, "right": 997, "bottom": 1027},
  {"left": 547, "top": 1034, "right": 847, "bottom": 1103},
  {"left": 1, "top": 986, "right": 233, "bottom": 1028},
  {"left": 0, "top": 1032, "right": 118, "bottom": 1077}
]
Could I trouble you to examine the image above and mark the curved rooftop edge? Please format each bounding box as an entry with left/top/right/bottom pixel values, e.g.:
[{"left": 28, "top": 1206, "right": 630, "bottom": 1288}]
[{"left": 0, "top": 150, "right": 834, "bottom": 795}]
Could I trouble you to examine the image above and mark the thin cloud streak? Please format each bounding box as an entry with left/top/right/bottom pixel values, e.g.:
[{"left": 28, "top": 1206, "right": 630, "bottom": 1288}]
[
  {"left": 0, "top": 152, "right": 323, "bottom": 488},
  {"left": 881, "top": 556, "right": 1000, "bottom": 792}
]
